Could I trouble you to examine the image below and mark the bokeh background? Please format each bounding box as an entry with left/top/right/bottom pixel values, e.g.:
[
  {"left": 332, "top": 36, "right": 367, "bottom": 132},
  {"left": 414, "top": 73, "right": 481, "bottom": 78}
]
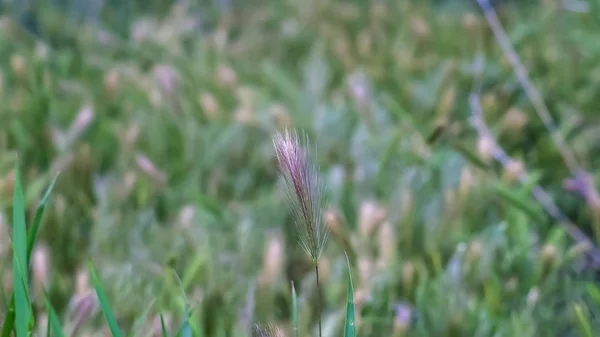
[{"left": 2, "top": 0, "right": 600, "bottom": 336}]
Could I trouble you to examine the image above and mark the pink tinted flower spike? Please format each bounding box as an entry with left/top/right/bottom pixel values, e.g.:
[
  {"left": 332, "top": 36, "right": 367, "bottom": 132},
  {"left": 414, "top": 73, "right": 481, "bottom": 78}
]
[{"left": 273, "top": 130, "right": 328, "bottom": 263}]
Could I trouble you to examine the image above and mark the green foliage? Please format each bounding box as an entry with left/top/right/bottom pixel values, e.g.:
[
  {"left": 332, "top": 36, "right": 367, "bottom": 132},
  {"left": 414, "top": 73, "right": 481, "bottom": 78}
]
[{"left": 1, "top": 0, "right": 600, "bottom": 336}]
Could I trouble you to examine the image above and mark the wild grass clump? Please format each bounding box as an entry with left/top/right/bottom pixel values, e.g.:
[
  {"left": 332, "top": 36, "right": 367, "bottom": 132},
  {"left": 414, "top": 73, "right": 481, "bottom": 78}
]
[{"left": 3, "top": 0, "right": 600, "bottom": 336}]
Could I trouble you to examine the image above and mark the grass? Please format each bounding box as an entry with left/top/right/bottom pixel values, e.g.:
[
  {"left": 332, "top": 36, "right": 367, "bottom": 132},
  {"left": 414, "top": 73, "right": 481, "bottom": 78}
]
[{"left": 2, "top": 0, "right": 600, "bottom": 336}]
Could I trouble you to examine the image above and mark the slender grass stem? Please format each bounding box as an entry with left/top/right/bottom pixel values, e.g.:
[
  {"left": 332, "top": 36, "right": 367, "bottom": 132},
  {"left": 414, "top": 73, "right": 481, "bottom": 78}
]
[{"left": 315, "top": 263, "right": 322, "bottom": 337}]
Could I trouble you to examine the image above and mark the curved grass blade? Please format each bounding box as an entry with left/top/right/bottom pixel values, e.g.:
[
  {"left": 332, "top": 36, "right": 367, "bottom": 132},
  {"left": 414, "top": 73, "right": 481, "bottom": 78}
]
[
  {"left": 160, "top": 314, "right": 169, "bottom": 337},
  {"left": 27, "top": 173, "right": 59, "bottom": 261},
  {"left": 343, "top": 253, "right": 356, "bottom": 337},
  {"left": 45, "top": 291, "right": 66, "bottom": 337},
  {"left": 89, "top": 261, "right": 123, "bottom": 337},
  {"left": 291, "top": 281, "right": 298, "bottom": 337}
]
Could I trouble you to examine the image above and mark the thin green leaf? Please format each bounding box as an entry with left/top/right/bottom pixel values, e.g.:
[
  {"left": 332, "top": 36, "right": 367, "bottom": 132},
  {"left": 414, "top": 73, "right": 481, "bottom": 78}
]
[
  {"left": 343, "top": 252, "right": 356, "bottom": 337},
  {"left": 160, "top": 314, "right": 169, "bottom": 337},
  {"left": 89, "top": 261, "right": 123, "bottom": 337},
  {"left": 27, "top": 173, "right": 59, "bottom": 261},
  {"left": 291, "top": 281, "right": 298, "bottom": 337},
  {"left": 574, "top": 303, "right": 593, "bottom": 337},
  {"left": 12, "top": 166, "right": 31, "bottom": 337},
  {"left": 45, "top": 291, "right": 66, "bottom": 337}
]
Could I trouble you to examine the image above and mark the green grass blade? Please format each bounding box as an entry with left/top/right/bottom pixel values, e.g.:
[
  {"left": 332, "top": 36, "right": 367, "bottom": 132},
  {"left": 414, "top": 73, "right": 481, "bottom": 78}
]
[
  {"left": 291, "top": 281, "right": 298, "bottom": 337},
  {"left": 128, "top": 298, "right": 156, "bottom": 337},
  {"left": 343, "top": 253, "right": 356, "bottom": 337},
  {"left": 12, "top": 166, "right": 31, "bottom": 337},
  {"left": 2, "top": 172, "right": 58, "bottom": 337},
  {"left": 27, "top": 173, "right": 59, "bottom": 261},
  {"left": 160, "top": 314, "right": 169, "bottom": 337},
  {"left": 574, "top": 303, "right": 593, "bottom": 337},
  {"left": 89, "top": 261, "right": 124, "bottom": 337},
  {"left": 45, "top": 291, "right": 66, "bottom": 337}
]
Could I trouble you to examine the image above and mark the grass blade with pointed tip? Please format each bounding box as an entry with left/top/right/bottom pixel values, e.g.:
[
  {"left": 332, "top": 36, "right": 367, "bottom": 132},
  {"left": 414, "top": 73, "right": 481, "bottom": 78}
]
[
  {"left": 12, "top": 167, "right": 31, "bottom": 337},
  {"left": 343, "top": 253, "right": 356, "bottom": 337},
  {"left": 160, "top": 314, "right": 169, "bottom": 337},
  {"left": 89, "top": 261, "right": 123, "bottom": 337},
  {"left": 2, "top": 171, "right": 58, "bottom": 337},
  {"left": 291, "top": 281, "right": 298, "bottom": 337},
  {"left": 27, "top": 173, "right": 59, "bottom": 261},
  {"left": 45, "top": 291, "right": 66, "bottom": 337}
]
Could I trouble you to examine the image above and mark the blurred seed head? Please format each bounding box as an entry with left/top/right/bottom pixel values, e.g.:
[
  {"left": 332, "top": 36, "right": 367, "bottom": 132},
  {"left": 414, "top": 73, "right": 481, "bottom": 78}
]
[
  {"left": 377, "top": 222, "right": 396, "bottom": 268},
  {"left": 234, "top": 106, "right": 256, "bottom": 125},
  {"left": 259, "top": 233, "right": 285, "bottom": 286},
  {"left": 136, "top": 154, "right": 167, "bottom": 185},
  {"left": 75, "top": 269, "right": 90, "bottom": 296},
  {"left": 10, "top": 54, "right": 26, "bottom": 79},
  {"left": 358, "top": 256, "right": 374, "bottom": 287},
  {"left": 273, "top": 129, "right": 329, "bottom": 263},
  {"left": 477, "top": 136, "right": 495, "bottom": 162},
  {"left": 402, "top": 262, "right": 415, "bottom": 291},
  {"left": 467, "top": 239, "right": 483, "bottom": 262},
  {"left": 216, "top": 64, "right": 238, "bottom": 88},
  {"left": 540, "top": 244, "right": 557, "bottom": 266},
  {"left": 36, "top": 313, "right": 48, "bottom": 337},
  {"left": 458, "top": 166, "right": 475, "bottom": 201},
  {"left": 35, "top": 42, "right": 49, "bottom": 61},
  {"left": 358, "top": 200, "right": 386, "bottom": 238},
  {"left": 502, "top": 107, "right": 528, "bottom": 133},
  {"left": 462, "top": 12, "right": 479, "bottom": 32},
  {"left": 199, "top": 92, "right": 220, "bottom": 120},
  {"left": 527, "top": 287, "right": 540, "bottom": 305},
  {"left": 67, "top": 105, "right": 95, "bottom": 144},
  {"left": 152, "top": 64, "right": 179, "bottom": 100},
  {"left": 410, "top": 16, "right": 430, "bottom": 41},
  {"left": 178, "top": 205, "right": 196, "bottom": 229},
  {"left": 104, "top": 69, "right": 119, "bottom": 98},
  {"left": 68, "top": 291, "right": 98, "bottom": 337},
  {"left": 32, "top": 243, "right": 50, "bottom": 298},
  {"left": 502, "top": 160, "right": 525, "bottom": 184},
  {"left": 119, "top": 171, "right": 137, "bottom": 199}
]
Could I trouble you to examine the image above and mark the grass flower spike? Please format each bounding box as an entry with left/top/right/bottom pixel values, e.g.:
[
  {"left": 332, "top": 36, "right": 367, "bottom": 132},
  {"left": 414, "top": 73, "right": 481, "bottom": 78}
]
[
  {"left": 273, "top": 129, "right": 329, "bottom": 337},
  {"left": 273, "top": 129, "right": 329, "bottom": 263}
]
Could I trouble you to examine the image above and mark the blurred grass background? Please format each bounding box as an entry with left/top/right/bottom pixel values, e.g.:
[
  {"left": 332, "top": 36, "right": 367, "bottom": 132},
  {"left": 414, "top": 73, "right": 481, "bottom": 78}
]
[{"left": 2, "top": 0, "right": 600, "bottom": 336}]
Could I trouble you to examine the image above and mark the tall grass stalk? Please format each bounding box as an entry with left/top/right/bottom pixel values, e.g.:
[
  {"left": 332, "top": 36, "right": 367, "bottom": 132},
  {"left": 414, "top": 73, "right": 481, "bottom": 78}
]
[{"left": 273, "top": 129, "right": 329, "bottom": 337}]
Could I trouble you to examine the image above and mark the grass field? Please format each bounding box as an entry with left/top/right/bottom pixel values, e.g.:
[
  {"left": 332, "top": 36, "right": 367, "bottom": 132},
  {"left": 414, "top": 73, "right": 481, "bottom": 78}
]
[{"left": 2, "top": 0, "right": 600, "bottom": 336}]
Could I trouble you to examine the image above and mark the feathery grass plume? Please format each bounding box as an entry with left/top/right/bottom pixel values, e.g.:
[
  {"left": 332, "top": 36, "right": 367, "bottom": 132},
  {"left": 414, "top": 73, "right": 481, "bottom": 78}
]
[
  {"left": 273, "top": 129, "right": 329, "bottom": 262},
  {"left": 273, "top": 129, "right": 329, "bottom": 337}
]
